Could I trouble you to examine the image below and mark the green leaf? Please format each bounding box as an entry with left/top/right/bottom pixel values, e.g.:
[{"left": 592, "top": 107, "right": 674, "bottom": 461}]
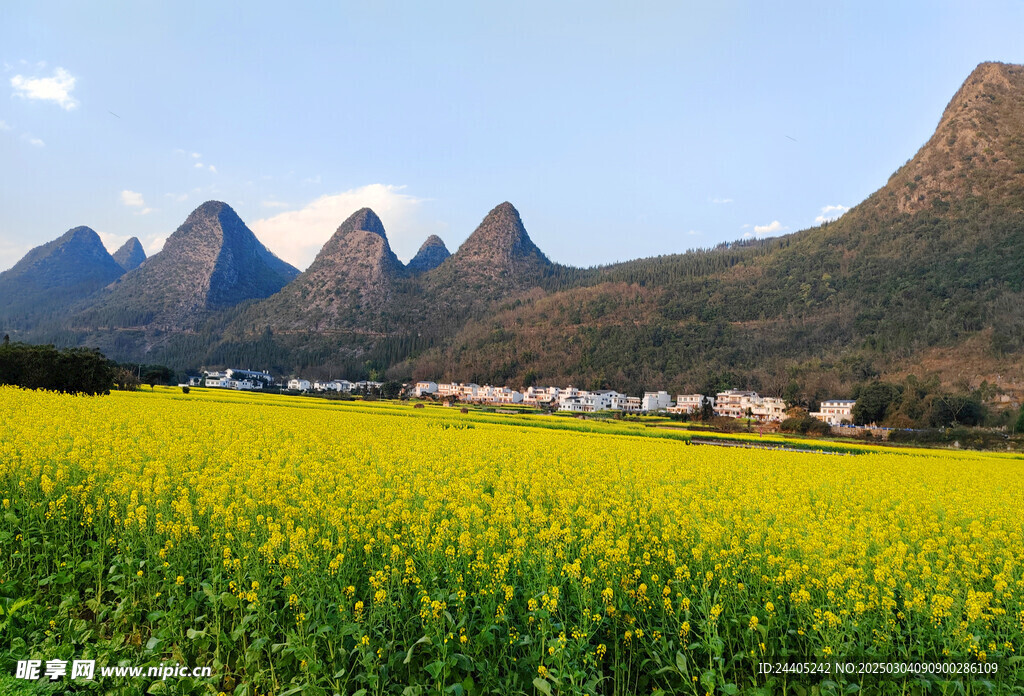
[
  {"left": 722, "top": 684, "right": 739, "bottom": 695},
  {"left": 675, "top": 650, "right": 687, "bottom": 674},
  {"left": 533, "top": 678, "right": 553, "bottom": 696},
  {"left": 425, "top": 660, "right": 445, "bottom": 679},
  {"left": 404, "top": 635, "right": 432, "bottom": 664},
  {"left": 701, "top": 669, "right": 716, "bottom": 689}
]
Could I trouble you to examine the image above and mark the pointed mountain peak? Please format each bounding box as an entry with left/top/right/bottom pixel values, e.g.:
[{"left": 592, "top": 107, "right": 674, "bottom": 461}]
[
  {"left": 937, "top": 61, "right": 1024, "bottom": 130},
  {"left": 60, "top": 225, "right": 104, "bottom": 245},
  {"left": 248, "top": 207, "right": 406, "bottom": 332},
  {"left": 78, "top": 200, "right": 298, "bottom": 328},
  {"left": 455, "top": 201, "right": 550, "bottom": 267},
  {"left": 873, "top": 60, "right": 1024, "bottom": 216},
  {"left": 336, "top": 208, "right": 387, "bottom": 240},
  {"left": 10, "top": 225, "right": 113, "bottom": 272},
  {"left": 483, "top": 201, "right": 523, "bottom": 227},
  {"left": 187, "top": 200, "right": 234, "bottom": 220},
  {"left": 407, "top": 235, "right": 451, "bottom": 274},
  {"left": 162, "top": 201, "right": 239, "bottom": 249},
  {"left": 112, "top": 237, "right": 146, "bottom": 271},
  {"left": 311, "top": 208, "right": 399, "bottom": 271},
  {"left": 419, "top": 234, "right": 447, "bottom": 249}
]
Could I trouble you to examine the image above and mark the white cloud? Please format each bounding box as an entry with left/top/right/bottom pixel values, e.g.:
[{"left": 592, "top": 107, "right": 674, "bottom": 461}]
[
  {"left": 261, "top": 199, "right": 289, "bottom": 209},
  {"left": 191, "top": 152, "right": 201, "bottom": 159},
  {"left": 687, "top": 230, "right": 701, "bottom": 236},
  {"left": 10, "top": 67, "right": 78, "bottom": 110},
  {"left": 120, "top": 190, "right": 155, "bottom": 215},
  {"left": 251, "top": 184, "right": 447, "bottom": 269},
  {"left": 207, "top": 164, "right": 216, "bottom": 173},
  {"left": 753, "top": 220, "right": 786, "bottom": 235},
  {"left": 744, "top": 220, "right": 788, "bottom": 239},
  {"left": 711, "top": 197, "right": 733, "bottom": 204},
  {"left": 21, "top": 133, "right": 44, "bottom": 147},
  {"left": 0, "top": 119, "right": 10, "bottom": 131},
  {"left": 121, "top": 190, "right": 145, "bottom": 207},
  {"left": 165, "top": 192, "right": 188, "bottom": 202},
  {"left": 194, "top": 162, "right": 204, "bottom": 169},
  {"left": 302, "top": 174, "right": 321, "bottom": 185},
  {"left": 814, "top": 204, "right": 849, "bottom": 224}
]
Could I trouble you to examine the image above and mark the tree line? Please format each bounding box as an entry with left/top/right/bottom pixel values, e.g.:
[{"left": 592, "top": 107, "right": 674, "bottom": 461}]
[
  {"left": 0, "top": 338, "right": 180, "bottom": 395},
  {"left": 0, "top": 338, "right": 114, "bottom": 395}
]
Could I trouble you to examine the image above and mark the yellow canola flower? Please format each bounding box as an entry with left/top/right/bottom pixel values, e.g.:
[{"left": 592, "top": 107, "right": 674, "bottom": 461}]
[{"left": 3, "top": 385, "right": 1024, "bottom": 673}]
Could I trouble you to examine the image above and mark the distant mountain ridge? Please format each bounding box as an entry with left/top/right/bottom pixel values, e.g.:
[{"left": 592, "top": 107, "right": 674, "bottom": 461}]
[
  {"left": 3, "top": 62, "right": 1024, "bottom": 403},
  {"left": 73, "top": 201, "right": 298, "bottom": 330},
  {"left": 0, "top": 226, "right": 125, "bottom": 329}
]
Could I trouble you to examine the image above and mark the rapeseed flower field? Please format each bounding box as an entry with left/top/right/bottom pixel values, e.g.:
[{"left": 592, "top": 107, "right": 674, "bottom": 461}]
[{"left": 1, "top": 386, "right": 1022, "bottom": 694}]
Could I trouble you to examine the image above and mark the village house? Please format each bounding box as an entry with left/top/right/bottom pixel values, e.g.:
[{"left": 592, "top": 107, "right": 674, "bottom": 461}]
[
  {"left": 559, "top": 396, "right": 587, "bottom": 412},
  {"left": 314, "top": 379, "right": 353, "bottom": 393},
  {"left": 523, "top": 386, "right": 560, "bottom": 406},
  {"left": 288, "top": 378, "right": 311, "bottom": 391},
  {"left": 556, "top": 386, "right": 583, "bottom": 406},
  {"left": 751, "top": 396, "right": 786, "bottom": 422},
  {"left": 414, "top": 381, "right": 438, "bottom": 397},
  {"left": 489, "top": 386, "right": 524, "bottom": 404},
  {"left": 714, "top": 389, "right": 786, "bottom": 422},
  {"left": 457, "top": 383, "right": 480, "bottom": 400},
  {"left": 558, "top": 390, "right": 623, "bottom": 413},
  {"left": 610, "top": 393, "right": 644, "bottom": 412},
  {"left": 642, "top": 391, "right": 673, "bottom": 412},
  {"left": 668, "top": 394, "right": 714, "bottom": 414},
  {"left": 204, "top": 369, "right": 272, "bottom": 391},
  {"left": 810, "top": 399, "right": 856, "bottom": 425},
  {"left": 715, "top": 389, "right": 758, "bottom": 418}
]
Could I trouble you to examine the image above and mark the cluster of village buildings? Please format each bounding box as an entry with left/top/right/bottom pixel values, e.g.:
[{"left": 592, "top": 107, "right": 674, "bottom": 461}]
[
  {"left": 411, "top": 381, "right": 856, "bottom": 424},
  {"left": 189, "top": 369, "right": 856, "bottom": 425},
  {"left": 285, "top": 377, "right": 384, "bottom": 393}
]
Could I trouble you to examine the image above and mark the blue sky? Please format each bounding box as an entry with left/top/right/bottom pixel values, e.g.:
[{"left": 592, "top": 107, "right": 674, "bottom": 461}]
[{"left": 2, "top": 1, "right": 1023, "bottom": 271}]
